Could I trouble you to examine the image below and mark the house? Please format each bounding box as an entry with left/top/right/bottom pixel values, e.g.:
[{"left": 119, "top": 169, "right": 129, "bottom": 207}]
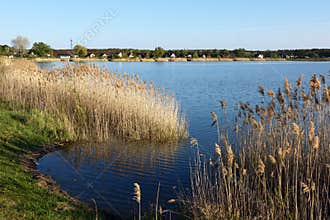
[
  {"left": 129, "top": 53, "right": 134, "bottom": 58},
  {"left": 101, "top": 53, "right": 108, "bottom": 59},
  {"left": 169, "top": 53, "right": 176, "bottom": 62},
  {"left": 256, "top": 54, "right": 264, "bottom": 59},
  {"left": 8, "top": 55, "right": 14, "bottom": 59},
  {"left": 285, "top": 55, "right": 295, "bottom": 59},
  {"left": 187, "top": 54, "right": 192, "bottom": 61},
  {"left": 87, "top": 53, "right": 95, "bottom": 58},
  {"left": 202, "top": 54, "right": 207, "bottom": 59},
  {"left": 58, "top": 54, "right": 71, "bottom": 60},
  {"left": 52, "top": 49, "right": 72, "bottom": 58},
  {"left": 117, "top": 52, "right": 123, "bottom": 58}
]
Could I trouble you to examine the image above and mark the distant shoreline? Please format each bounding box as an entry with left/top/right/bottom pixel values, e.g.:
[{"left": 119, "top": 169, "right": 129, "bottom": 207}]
[{"left": 31, "top": 57, "right": 330, "bottom": 63}]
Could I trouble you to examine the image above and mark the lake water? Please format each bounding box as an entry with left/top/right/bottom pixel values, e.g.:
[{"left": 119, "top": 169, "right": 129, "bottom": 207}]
[{"left": 37, "top": 61, "right": 330, "bottom": 218}]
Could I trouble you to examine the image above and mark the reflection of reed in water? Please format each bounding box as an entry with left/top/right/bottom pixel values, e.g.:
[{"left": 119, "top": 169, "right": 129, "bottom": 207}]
[{"left": 61, "top": 138, "right": 181, "bottom": 175}]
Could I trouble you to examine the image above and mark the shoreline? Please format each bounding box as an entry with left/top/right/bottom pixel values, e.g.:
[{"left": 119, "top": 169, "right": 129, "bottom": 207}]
[
  {"left": 19, "top": 142, "right": 82, "bottom": 205},
  {"left": 0, "top": 101, "right": 99, "bottom": 219},
  {"left": 20, "top": 142, "right": 118, "bottom": 219},
  {"left": 30, "top": 57, "right": 330, "bottom": 63}
]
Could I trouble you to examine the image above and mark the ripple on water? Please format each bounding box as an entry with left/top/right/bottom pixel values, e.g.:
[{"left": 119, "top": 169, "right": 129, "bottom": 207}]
[
  {"left": 37, "top": 61, "right": 330, "bottom": 217},
  {"left": 38, "top": 139, "right": 193, "bottom": 217}
]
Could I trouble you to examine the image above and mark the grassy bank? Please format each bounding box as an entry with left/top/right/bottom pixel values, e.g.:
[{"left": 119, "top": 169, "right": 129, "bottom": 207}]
[
  {"left": 182, "top": 76, "right": 330, "bottom": 219},
  {"left": 0, "top": 101, "right": 97, "bottom": 219},
  {"left": 0, "top": 58, "right": 187, "bottom": 219}
]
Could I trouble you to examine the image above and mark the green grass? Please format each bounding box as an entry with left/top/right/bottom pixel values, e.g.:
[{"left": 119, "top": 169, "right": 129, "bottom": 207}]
[{"left": 0, "top": 101, "right": 96, "bottom": 220}]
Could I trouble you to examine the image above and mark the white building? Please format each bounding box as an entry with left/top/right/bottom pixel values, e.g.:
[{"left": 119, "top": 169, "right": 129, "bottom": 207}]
[
  {"left": 58, "top": 54, "right": 71, "bottom": 59},
  {"left": 88, "top": 53, "right": 95, "bottom": 58},
  {"left": 257, "top": 54, "right": 264, "bottom": 59},
  {"left": 129, "top": 53, "right": 134, "bottom": 58}
]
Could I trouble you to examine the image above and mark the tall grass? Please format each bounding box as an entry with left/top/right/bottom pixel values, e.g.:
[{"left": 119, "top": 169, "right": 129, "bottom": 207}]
[
  {"left": 0, "top": 59, "right": 187, "bottom": 143},
  {"left": 181, "top": 76, "right": 330, "bottom": 219}
]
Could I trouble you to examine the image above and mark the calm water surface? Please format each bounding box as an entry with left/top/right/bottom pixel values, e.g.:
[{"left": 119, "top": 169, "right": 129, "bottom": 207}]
[{"left": 37, "top": 61, "right": 330, "bottom": 218}]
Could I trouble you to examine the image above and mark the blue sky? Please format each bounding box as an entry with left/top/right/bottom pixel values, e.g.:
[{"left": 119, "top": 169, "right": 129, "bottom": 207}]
[{"left": 1, "top": 0, "right": 329, "bottom": 49}]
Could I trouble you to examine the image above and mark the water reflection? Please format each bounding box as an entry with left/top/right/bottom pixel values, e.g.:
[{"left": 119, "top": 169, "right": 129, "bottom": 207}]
[
  {"left": 65, "top": 140, "right": 182, "bottom": 177},
  {"left": 37, "top": 61, "right": 330, "bottom": 218},
  {"left": 38, "top": 138, "right": 193, "bottom": 218}
]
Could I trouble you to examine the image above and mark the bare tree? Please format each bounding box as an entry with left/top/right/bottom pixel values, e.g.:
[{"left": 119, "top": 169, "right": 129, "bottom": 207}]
[{"left": 11, "top": 36, "right": 30, "bottom": 57}]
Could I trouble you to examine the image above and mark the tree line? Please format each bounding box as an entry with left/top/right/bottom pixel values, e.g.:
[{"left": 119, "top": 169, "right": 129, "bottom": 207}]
[{"left": 1, "top": 36, "right": 330, "bottom": 59}]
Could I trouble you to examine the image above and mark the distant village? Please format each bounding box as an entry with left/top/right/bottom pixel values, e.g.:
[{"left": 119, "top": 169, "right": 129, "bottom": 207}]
[
  {"left": 52, "top": 48, "right": 330, "bottom": 61},
  {"left": 1, "top": 42, "right": 330, "bottom": 61}
]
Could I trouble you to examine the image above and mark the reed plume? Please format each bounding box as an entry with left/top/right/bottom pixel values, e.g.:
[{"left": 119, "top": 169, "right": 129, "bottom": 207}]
[
  {"left": 133, "top": 183, "right": 141, "bottom": 220},
  {"left": 181, "top": 75, "right": 330, "bottom": 219},
  {"left": 0, "top": 59, "right": 188, "bottom": 143}
]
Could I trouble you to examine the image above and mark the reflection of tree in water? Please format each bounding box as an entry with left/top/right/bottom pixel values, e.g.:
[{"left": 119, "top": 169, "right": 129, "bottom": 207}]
[{"left": 61, "top": 138, "right": 181, "bottom": 175}]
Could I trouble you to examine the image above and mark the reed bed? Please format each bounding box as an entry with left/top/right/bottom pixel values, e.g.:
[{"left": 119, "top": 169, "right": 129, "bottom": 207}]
[
  {"left": 0, "top": 59, "right": 187, "bottom": 143},
  {"left": 182, "top": 76, "right": 330, "bottom": 219}
]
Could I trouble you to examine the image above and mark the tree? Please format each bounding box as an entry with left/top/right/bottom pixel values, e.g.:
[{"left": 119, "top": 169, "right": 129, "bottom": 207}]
[
  {"left": 193, "top": 51, "right": 199, "bottom": 58},
  {"left": 0, "top": 45, "right": 12, "bottom": 56},
  {"left": 31, "top": 42, "right": 52, "bottom": 57},
  {"left": 182, "top": 49, "right": 188, "bottom": 57},
  {"left": 154, "top": 47, "right": 165, "bottom": 58},
  {"left": 73, "top": 45, "right": 88, "bottom": 57},
  {"left": 145, "top": 51, "right": 150, "bottom": 59},
  {"left": 233, "top": 48, "right": 249, "bottom": 58},
  {"left": 11, "top": 36, "right": 30, "bottom": 57},
  {"left": 221, "top": 49, "right": 230, "bottom": 58}
]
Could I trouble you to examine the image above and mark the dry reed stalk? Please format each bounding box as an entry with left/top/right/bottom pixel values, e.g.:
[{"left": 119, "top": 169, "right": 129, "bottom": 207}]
[
  {"left": 181, "top": 75, "right": 330, "bottom": 219},
  {"left": 0, "top": 59, "right": 188, "bottom": 143},
  {"left": 133, "top": 183, "right": 141, "bottom": 220}
]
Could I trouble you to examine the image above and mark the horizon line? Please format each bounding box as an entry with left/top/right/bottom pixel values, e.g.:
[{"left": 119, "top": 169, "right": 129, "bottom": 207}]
[{"left": 52, "top": 47, "right": 330, "bottom": 51}]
